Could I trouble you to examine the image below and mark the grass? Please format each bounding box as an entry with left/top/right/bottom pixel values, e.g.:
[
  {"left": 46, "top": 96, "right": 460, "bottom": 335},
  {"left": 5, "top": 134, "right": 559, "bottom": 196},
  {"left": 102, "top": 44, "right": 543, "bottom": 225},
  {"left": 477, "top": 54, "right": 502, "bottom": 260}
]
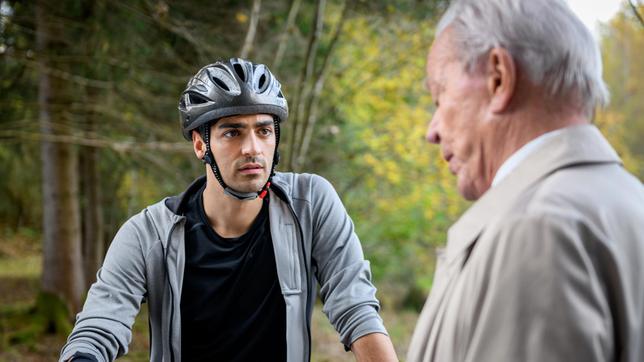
[
  {"left": 0, "top": 248, "right": 419, "bottom": 361},
  {"left": 311, "top": 304, "right": 418, "bottom": 361},
  {"left": 0, "top": 255, "right": 41, "bottom": 279}
]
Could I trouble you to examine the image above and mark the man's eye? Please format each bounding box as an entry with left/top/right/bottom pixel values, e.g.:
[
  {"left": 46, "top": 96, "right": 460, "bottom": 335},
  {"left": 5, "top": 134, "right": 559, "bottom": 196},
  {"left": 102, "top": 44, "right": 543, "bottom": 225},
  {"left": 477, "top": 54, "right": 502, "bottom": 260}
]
[
  {"left": 223, "top": 130, "right": 239, "bottom": 138},
  {"left": 259, "top": 128, "right": 273, "bottom": 136}
]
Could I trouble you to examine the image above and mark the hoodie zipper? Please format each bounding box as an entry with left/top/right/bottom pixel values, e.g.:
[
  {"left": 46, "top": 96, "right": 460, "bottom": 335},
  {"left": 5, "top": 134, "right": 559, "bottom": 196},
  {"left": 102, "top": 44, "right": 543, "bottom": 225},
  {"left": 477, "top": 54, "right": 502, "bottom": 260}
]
[
  {"left": 164, "top": 221, "right": 179, "bottom": 362},
  {"left": 285, "top": 200, "right": 312, "bottom": 362}
]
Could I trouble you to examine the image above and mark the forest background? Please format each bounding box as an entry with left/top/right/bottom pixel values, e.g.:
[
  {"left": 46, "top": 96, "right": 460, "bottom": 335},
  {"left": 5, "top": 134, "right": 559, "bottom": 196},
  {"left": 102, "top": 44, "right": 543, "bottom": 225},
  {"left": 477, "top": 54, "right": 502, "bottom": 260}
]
[{"left": 0, "top": 0, "right": 642, "bottom": 360}]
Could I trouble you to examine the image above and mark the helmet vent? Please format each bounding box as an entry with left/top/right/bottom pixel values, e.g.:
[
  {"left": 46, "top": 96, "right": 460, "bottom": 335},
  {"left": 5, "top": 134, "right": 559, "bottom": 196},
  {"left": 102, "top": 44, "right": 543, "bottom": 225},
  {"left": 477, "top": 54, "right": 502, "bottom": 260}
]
[
  {"left": 233, "top": 63, "right": 246, "bottom": 82},
  {"left": 213, "top": 77, "right": 230, "bottom": 92},
  {"left": 277, "top": 91, "right": 284, "bottom": 98},
  {"left": 188, "top": 93, "right": 209, "bottom": 105},
  {"left": 258, "top": 74, "right": 266, "bottom": 90}
]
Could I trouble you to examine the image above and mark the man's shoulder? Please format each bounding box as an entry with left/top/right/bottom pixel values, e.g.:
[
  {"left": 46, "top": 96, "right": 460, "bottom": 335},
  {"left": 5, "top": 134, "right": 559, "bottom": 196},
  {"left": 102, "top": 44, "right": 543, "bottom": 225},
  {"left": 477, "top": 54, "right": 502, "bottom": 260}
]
[
  {"left": 527, "top": 162, "right": 644, "bottom": 219},
  {"left": 483, "top": 162, "right": 644, "bottom": 255},
  {"left": 273, "top": 171, "right": 329, "bottom": 186},
  {"left": 116, "top": 197, "right": 177, "bottom": 240},
  {"left": 272, "top": 172, "right": 336, "bottom": 201}
]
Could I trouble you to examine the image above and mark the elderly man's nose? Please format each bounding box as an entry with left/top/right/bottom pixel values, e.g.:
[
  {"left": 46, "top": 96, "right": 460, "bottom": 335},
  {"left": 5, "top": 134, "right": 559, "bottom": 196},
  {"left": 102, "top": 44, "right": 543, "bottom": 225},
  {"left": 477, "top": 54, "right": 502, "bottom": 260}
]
[{"left": 426, "top": 117, "right": 441, "bottom": 144}]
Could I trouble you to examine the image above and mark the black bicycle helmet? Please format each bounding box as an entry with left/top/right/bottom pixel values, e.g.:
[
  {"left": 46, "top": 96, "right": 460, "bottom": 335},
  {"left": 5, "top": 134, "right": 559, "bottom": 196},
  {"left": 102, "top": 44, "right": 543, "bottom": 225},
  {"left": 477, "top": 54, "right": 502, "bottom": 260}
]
[
  {"left": 178, "top": 58, "right": 288, "bottom": 201},
  {"left": 179, "top": 58, "right": 288, "bottom": 140}
]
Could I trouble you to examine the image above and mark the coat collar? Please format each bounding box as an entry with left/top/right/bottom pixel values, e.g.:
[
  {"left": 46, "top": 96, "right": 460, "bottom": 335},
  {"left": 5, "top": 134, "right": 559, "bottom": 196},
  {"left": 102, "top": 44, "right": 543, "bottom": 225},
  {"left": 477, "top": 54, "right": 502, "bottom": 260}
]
[{"left": 444, "top": 124, "right": 622, "bottom": 264}]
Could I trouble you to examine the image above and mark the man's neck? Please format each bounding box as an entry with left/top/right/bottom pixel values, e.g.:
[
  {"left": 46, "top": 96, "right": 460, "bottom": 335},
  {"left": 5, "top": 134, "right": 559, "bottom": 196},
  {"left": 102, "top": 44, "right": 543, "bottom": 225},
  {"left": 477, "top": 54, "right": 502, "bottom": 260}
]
[
  {"left": 202, "top": 181, "right": 264, "bottom": 238},
  {"left": 483, "top": 107, "right": 589, "bottom": 193}
]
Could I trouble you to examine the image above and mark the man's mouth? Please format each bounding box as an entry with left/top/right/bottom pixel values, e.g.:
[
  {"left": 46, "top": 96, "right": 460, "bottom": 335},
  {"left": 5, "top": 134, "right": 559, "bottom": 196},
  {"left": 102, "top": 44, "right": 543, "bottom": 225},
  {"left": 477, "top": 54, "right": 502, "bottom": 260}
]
[{"left": 238, "top": 163, "right": 264, "bottom": 175}]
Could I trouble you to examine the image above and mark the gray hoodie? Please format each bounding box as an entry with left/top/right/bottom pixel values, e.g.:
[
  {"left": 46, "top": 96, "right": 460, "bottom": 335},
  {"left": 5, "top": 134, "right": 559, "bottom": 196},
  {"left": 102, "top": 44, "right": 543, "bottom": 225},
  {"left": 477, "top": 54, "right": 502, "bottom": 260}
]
[{"left": 60, "top": 172, "right": 387, "bottom": 361}]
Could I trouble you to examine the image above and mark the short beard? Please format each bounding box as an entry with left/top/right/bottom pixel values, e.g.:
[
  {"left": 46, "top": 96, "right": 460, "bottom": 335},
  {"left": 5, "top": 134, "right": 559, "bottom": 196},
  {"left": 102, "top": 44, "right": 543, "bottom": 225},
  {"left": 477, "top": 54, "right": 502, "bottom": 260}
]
[
  {"left": 230, "top": 156, "right": 272, "bottom": 192},
  {"left": 234, "top": 156, "right": 267, "bottom": 170}
]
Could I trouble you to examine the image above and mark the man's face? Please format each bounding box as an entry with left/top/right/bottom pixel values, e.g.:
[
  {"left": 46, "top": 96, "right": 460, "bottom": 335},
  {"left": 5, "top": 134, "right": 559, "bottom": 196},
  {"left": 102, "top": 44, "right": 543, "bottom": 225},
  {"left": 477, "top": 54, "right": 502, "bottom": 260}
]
[
  {"left": 425, "top": 31, "right": 495, "bottom": 201},
  {"left": 207, "top": 113, "right": 276, "bottom": 193}
]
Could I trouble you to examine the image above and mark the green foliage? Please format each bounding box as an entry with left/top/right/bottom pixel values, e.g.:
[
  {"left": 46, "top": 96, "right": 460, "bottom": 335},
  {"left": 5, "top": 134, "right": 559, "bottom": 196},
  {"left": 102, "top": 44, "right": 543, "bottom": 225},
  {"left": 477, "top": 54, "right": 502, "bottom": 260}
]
[
  {"left": 597, "top": 3, "right": 644, "bottom": 180},
  {"left": 0, "top": 1, "right": 40, "bottom": 231},
  {"left": 33, "top": 292, "right": 73, "bottom": 335},
  {"left": 317, "top": 15, "right": 468, "bottom": 308},
  {"left": 0, "top": 292, "right": 71, "bottom": 348},
  {"left": 0, "top": 143, "right": 42, "bottom": 230},
  {"left": 0, "top": 255, "right": 40, "bottom": 277}
]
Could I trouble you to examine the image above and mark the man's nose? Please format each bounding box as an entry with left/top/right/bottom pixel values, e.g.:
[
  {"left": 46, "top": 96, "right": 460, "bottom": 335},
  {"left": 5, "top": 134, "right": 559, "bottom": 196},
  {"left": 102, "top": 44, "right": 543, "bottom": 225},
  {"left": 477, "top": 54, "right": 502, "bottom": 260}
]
[
  {"left": 241, "top": 133, "right": 261, "bottom": 156},
  {"left": 425, "top": 116, "right": 441, "bottom": 144}
]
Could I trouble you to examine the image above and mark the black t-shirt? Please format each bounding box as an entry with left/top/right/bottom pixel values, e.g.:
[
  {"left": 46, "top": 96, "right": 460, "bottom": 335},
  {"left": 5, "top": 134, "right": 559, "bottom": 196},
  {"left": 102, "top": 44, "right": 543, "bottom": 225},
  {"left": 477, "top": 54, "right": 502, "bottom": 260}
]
[{"left": 180, "top": 185, "right": 286, "bottom": 362}]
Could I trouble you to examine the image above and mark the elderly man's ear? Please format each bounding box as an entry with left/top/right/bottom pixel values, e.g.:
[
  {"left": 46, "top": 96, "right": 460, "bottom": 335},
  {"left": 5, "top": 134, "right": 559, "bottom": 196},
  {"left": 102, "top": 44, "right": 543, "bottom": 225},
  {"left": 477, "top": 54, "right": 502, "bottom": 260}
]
[{"left": 486, "top": 47, "right": 517, "bottom": 113}]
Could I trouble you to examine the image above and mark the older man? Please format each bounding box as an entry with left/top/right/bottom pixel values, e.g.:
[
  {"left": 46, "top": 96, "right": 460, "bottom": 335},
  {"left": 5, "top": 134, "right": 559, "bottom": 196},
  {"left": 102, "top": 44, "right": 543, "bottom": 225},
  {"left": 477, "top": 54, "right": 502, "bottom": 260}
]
[{"left": 408, "top": 1, "right": 644, "bottom": 361}]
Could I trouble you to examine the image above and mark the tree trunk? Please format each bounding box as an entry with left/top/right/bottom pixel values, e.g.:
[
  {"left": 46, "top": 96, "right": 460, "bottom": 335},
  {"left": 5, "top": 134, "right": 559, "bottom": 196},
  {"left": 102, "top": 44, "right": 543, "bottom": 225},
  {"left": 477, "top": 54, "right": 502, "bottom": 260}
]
[
  {"left": 286, "top": 0, "right": 326, "bottom": 170},
  {"left": 273, "top": 0, "right": 303, "bottom": 69},
  {"left": 240, "top": 0, "right": 262, "bottom": 58},
  {"left": 297, "top": 1, "right": 350, "bottom": 166},
  {"left": 80, "top": 126, "right": 104, "bottom": 289},
  {"left": 36, "top": 0, "right": 85, "bottom": 319},
  {"left": 80, "top": 4, "right": 105, "bottom": 289}
]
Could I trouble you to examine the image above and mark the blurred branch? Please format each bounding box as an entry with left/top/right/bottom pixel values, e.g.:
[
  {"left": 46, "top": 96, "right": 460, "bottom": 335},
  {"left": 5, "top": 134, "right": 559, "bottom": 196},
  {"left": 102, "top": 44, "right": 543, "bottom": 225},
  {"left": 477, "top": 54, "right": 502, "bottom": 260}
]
[
  {"left": 286, "top": 0, "right": 326, "bottom": 170},
  {"left": 1, "top": 64, "right": 27, "bottom": 90},
  {"left": 628, "top": 0, "right": 644, "bottom": 28},
  {"left": 137, "top": 148, "right": 189, "bottom": 185},
  {"left": 240, "top": 0, "right": 262, "bottom": 58},
  {"left": 144, "top": 0, "right": 218, "bottom": 62},
  {"left": 338, "top": 171, "right": 367, "bottom": 199},
  {"left": 114, "top": 0, "right": 159, "bottom": 25},
  {"left": 0, "top": 130, "right": 191, "bottom": 153},
  {"left": 297, "top": 0, "right": 351, "bottom": 166},
  {"left": 24, "top": 58, "right": 113, "bottom": 89},
  {"left": 273, "top": 0, "right": 303, "bottom": 68},
  {"left": 6, "top": 50, "right": 189, "bottom": 82}
]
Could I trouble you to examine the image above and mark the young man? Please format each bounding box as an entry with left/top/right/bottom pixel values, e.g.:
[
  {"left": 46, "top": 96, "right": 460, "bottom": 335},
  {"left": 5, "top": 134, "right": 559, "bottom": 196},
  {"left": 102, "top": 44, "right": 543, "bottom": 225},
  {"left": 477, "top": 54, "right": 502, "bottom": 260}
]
[
  {"left": 61, "top": 58, "right": 398, "bottom": 362},
  {"left": 408, "top": 1, "right": 644, "bottom": 361}
]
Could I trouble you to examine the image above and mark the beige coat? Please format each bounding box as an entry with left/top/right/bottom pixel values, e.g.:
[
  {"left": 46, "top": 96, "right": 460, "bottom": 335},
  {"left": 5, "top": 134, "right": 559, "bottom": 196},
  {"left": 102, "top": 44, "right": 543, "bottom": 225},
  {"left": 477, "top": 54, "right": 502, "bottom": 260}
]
[{"left": 407, "top": 125, "right": 644, "bottom": 362}]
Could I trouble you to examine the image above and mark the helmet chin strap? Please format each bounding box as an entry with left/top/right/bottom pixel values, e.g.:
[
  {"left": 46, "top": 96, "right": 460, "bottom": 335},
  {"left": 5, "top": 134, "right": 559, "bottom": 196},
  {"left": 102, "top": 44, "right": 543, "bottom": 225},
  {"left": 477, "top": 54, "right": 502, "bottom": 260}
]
[{"left": 200, "top": 124, "right": 277, "bottom": 201}]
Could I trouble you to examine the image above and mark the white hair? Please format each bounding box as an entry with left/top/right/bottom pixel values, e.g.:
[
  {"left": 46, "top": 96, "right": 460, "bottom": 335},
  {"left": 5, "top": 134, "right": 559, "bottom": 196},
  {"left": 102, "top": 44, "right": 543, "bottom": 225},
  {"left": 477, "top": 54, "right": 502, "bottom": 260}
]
[{"left": 436, "top": 0, "right": 609, "bottom": 116}]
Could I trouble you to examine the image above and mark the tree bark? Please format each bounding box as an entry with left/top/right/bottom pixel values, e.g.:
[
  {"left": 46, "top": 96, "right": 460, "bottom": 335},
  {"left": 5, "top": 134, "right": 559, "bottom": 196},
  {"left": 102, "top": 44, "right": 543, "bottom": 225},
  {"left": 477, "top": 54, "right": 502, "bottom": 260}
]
[
  {"left": 80, "top": 122, "right": 104, "bottom": 289},
  {"left": 240, "top": 0, "right": 262, "bottom": 58},
  {"left": 273, "top": 0, "right": 303, "bottom": 69},
  {"left": 286, "top": 0, "right": 326, "bottom": 170},
  {"left": 297, "top": 1, "right": 350, "bottom": 165},
  {"left": 36, "top": 0, "right": 85, "bottom": 317},
  {"left": 80, "top": 7, "right": 105, "bottom": 289}
]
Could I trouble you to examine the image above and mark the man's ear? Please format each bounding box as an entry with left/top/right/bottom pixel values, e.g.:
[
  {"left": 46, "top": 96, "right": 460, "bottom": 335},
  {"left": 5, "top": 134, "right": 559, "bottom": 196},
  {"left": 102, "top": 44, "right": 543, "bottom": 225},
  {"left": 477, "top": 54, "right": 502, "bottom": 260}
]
[
  {"left": 192, "top": 129, "right": 206, "bottom": 160},
  {"left": 486, "top": 47, "right": 516, "bottom": 113}
]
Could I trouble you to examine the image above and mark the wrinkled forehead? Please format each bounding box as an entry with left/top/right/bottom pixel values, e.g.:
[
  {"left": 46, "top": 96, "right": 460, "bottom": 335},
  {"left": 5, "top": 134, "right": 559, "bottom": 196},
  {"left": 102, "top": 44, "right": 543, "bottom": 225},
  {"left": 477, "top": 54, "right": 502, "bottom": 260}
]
[{"left": 426, "top": 31, "right": 458, "bottom": 89}]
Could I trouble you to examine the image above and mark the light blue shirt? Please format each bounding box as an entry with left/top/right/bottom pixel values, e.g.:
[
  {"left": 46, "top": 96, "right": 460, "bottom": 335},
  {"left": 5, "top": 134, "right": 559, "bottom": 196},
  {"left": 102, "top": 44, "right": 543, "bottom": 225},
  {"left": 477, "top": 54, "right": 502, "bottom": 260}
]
[{"left": 491, "top": 128, "right": 566, "bottom": 187}]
